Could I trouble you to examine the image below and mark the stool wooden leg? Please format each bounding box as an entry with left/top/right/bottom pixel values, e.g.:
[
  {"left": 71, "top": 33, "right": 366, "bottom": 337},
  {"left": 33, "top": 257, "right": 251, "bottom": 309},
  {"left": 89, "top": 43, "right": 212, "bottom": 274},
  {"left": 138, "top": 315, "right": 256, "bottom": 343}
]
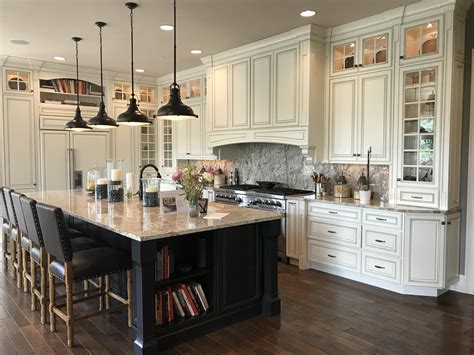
[
  {"left": 48, "top": 255, "right": 56, "bottom": 332},
  {"left": 99, "top": 276, "right": 104, "bottom": 311},
  {"left": 22, "top": 246, "right": 28, "bottom": 293},
  {"left": 30, "top": 253, "right": 36, "bottom": 311},
  {"left": 105, "top": 275, "right": 110, "bottom": 310},
  {"left": 65, "top": 262, "right": 74, "bottom": 348},
  {"left": 16, "top": 240, "right": 22, "bottom": 289},
  {"left": 1, "top": 227, "right": 7, "bottom": 272},
  {"left": 40, "top": 249, "right": 47, "bottom": 325},
  {"left": 83, "top": 280, "right": 88, "bottom": 297},
  {"left": 10, "top": 235, "right": 15, "bottom": 280},
  {"left": 127, "top": 270, "right": 132, "bottom": 327}
]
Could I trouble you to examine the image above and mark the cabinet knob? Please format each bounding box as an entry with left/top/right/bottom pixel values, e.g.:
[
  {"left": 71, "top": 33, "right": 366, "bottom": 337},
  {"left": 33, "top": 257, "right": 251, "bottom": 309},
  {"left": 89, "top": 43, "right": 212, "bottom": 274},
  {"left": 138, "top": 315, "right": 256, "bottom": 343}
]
[
  {"left": 441, "top": 221, "right": 446, "bottom": 225},
  {"left": 353, "top": 154, "right": 356, "bottom": 157},
  {"left": 358, "top": 64, "right": 363, "bottom": 67},
  {"left": 396, "top": 178, "right": 401, "bottom": 182},
  {"left": 400, "top": 55, "right": 404, "bottom": 60}
]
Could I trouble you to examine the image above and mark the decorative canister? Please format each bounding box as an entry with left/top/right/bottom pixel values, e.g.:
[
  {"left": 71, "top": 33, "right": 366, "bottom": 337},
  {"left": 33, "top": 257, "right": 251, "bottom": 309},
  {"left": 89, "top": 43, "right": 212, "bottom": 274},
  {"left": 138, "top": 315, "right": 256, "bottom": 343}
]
[
  {"left": 334, "top": 173, "right": 351, "bottom": 198},
  {"left": 141, "top": 177, "right": 161, "bottom": 207},
  {"left": 107, "top": 160, "right": 124, "bottom": 203},
  {"left": 354, "top": 172, "right": 368, "bottom": 200},
  {"left": 95, "top": 177, "right": 108, "bottom": 200}
]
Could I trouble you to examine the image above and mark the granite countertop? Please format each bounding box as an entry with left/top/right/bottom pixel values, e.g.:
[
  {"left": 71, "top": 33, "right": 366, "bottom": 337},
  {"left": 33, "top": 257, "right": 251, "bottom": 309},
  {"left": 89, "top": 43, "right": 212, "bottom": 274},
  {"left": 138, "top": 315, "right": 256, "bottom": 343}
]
[
  {"left": 287, "top": 194, "right": 459, "bottom": 214},
  {"left": 26, "top": 190, "right": 282, "bottom": 242}
]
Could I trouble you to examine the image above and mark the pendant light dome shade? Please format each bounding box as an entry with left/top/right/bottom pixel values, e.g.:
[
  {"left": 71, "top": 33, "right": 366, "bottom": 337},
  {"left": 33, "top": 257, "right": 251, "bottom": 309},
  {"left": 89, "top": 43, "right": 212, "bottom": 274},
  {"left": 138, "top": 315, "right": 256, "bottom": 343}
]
[
  {"left": 157, "top": 85, "right": 198, "bottom": 120},
  {"left": 117, "top": 2, "right": 151, "bottom": 127},
  {"left": 65, "top": 37, "right": 92, "bottom": 131},
  {"left": 88, "top": 21, "right": 118, "bottom": 129},
  {"left": 157, "top": 0, "right": 198, "bottom": 121}
]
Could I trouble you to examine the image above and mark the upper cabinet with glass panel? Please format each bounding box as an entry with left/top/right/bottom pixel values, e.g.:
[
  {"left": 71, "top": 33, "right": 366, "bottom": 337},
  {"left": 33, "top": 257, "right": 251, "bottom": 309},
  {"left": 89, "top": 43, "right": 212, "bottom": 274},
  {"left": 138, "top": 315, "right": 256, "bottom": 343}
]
[
  {"left": 5, "top": 70, "right": 32, "bottom": 94},
  {"left": 333, "top": 41, "right": 356, "bottom": 73},
  {"left": 401, "top": 18, "right": 443, "bottom": 63},
  {"left": 138, "top": 85, "right": 156, "bottom": 105},
  {"left": 160, "top": 76, "right": 203, "bottom": 104},
  {"left": 362, "top": 34, "right": 388, "bottom": 67}
]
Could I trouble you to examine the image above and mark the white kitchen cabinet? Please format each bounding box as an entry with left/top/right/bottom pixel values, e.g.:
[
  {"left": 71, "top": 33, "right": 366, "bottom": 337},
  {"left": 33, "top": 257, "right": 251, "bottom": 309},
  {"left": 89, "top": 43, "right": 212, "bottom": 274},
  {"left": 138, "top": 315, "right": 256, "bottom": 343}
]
[
  {"left": 112, "top": 104, "right": 137, "bottom": 176},
  {"left": 251, "top": 52, "right": 272, "bottom": 128},
  {"left": 211, "top": 65, "right": 230, "bottom": 130},
  {"left": 2, "top": 95, "right": 36, "bottom": 191},
  {"left": 329, "top": 70, "right": 391, "bottom": 163},
  {"left": 175, "top": 103, "right": 203, "bottom": 159},
  {"left": 286, "top": 199, "right": 305, "bottom": 260},
  {"left": 230, "top": 59, "right": 250, "bottom": 129},
  {"left": 274, "top": 46, "right": 298, "bottom": 126},
  {"left": 40, "top": 130, "right": 110, "bottom": 191},
  {"left": 404, "top": 213, "right": 444, "bottom": 287},
  {"left": 445, "top": 213, "right": 460, "bottom": 286}
]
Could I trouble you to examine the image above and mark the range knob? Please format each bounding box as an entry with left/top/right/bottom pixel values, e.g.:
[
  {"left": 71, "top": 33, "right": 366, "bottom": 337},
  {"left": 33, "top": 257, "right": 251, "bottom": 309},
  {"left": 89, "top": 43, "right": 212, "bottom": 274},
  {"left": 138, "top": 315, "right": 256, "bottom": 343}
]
[
  {"left": 235, "top": 197, "right": 242, "bottom": 203},
  {"left": 275, "top": 201, "right": 282, "bottom": 207}
]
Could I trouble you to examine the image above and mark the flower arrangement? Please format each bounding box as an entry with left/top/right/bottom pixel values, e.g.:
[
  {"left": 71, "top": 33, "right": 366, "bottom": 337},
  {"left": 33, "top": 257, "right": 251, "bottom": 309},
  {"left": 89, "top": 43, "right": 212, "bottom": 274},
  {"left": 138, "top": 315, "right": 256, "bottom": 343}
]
[{"left": 172, "top": 164, "right": 214, "bottom": 203}]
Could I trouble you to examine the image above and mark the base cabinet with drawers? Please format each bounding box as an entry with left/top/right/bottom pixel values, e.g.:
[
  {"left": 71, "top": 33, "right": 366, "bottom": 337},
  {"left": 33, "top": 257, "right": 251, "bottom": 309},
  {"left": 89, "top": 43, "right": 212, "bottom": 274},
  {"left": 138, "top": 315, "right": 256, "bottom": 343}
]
[{"left": 304, "top": 200, "right": 460, "bottom": 297}]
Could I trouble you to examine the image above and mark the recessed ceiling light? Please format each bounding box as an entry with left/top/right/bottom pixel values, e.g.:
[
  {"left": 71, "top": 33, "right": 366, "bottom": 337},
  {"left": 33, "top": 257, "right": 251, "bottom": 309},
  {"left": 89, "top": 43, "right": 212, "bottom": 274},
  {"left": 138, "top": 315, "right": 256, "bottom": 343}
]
[
  {"left": 135, "top": 68, "right": 145, "bottom": 73},
  {"left": 54, "top": 56, "right": 66, "bottom": 61},
  {"left": 300, "top": 10, "right": 316, "bottom": 17},
  {"left": 190, "top": 49, "right": 202, "bottom": 54},
  {"left": 160, "top": 24, "right": 174, "bottom": 31},
  {"left": 9, "top": 39, "right": 29, "bottom": 45}
]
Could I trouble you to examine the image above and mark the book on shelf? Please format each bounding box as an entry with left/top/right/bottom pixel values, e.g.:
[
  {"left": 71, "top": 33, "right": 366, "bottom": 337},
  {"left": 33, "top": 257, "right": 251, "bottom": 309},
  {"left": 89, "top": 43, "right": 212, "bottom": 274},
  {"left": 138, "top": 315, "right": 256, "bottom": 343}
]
[
  {"left": 155, "top": 281, "right": 209, "bottom": 325},
  {"left": 155, "top": 246, "right": 175, "bottom": 282}
]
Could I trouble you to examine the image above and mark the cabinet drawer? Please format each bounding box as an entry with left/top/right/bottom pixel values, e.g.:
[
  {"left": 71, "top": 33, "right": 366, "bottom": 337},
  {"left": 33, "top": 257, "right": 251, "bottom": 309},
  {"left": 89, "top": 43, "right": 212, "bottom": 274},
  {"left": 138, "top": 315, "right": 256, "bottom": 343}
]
[
  {"left": 398, "top": 189, "right": 439, "bottom": 208},
  {"left": 308, "top": 240, "right": 360, "bottom": 272},
  {"left": 363, "top": 210, "right": 402, "bottom": 229},
  {"left": 362, "top": 252, "right": 401, "bottom": 283},
  {"left": 308, "top": 218, "right": 361, "bottom": 248},
  {"left": 362, "top": 226, "right": 402, "bottom": 256},
  {"left": 308, "top": 202, "right": 361, "bottom": 223}
]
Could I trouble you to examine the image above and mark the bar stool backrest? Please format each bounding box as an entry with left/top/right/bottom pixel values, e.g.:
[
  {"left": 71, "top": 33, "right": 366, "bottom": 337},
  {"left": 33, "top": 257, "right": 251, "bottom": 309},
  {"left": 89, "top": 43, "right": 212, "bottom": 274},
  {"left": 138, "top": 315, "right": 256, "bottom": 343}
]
[
  {"left": 0, "top": 188, "right": 9, "bottom": 221},
  {"left": 36, "top": 203, "right": 72, "bottom": 263},
  {"left": 3, "top": 188, "right": 17, "bottom": 227},
  {"left": 20, "top": 196, "right": 44, "bottom": 248},
  {"left": 11, "top": 191, "right": 27, "bottom": 236}
]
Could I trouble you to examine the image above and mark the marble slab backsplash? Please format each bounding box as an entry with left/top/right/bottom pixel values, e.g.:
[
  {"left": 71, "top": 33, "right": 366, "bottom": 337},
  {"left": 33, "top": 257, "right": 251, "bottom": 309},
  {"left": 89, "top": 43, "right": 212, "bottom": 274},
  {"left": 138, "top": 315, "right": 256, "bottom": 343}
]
[{"left": 180, "top": 143, "right": 390, "bottom": 201}]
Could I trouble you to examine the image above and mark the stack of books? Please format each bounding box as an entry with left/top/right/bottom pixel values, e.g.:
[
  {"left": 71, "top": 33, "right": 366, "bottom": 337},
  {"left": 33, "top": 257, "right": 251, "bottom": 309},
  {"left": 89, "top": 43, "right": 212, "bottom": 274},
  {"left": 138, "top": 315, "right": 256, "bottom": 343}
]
[
  {"left": 155, "top": 282, "right": 209, "bottom": 326},
  {"left": 155, "top": 245, "right": 175, "bottom": 282}
]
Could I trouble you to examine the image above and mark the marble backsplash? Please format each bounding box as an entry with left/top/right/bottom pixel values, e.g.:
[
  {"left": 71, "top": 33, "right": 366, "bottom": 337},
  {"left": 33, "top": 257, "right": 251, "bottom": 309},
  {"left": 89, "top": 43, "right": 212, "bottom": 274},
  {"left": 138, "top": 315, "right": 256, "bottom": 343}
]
[{"left": 180, "top": 143, "right": 390, "bottom": 201}]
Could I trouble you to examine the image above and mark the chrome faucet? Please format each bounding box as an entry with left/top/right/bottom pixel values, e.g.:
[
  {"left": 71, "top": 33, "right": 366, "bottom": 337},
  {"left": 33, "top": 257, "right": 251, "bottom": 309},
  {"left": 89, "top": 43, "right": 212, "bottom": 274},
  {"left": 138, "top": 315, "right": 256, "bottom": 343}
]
[{"left": 138, "top": 164, "right": 162, "bottom": 200}]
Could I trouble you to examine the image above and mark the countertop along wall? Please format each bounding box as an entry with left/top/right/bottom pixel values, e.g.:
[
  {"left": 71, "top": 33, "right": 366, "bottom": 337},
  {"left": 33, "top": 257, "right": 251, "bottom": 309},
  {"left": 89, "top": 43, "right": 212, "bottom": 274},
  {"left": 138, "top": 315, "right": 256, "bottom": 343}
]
[{"left": 183, "top": 143, "right": 390, "bottom": 201}]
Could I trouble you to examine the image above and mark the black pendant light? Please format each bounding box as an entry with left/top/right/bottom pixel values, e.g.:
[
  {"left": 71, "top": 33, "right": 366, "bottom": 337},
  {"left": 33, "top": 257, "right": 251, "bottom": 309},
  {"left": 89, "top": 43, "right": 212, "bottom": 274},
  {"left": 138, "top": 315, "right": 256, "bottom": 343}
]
[
  {"left": 65, "top": 37, "right": 92, "bottom": 131},
  {"left": 117, "top": 2, "right": 151, "bottom": 126},
  {"left": 157, "top": 0, "right": 198, "bottom": 121},
  {"left": 88, "top": 22, "right": 119, "bottom": 129}
]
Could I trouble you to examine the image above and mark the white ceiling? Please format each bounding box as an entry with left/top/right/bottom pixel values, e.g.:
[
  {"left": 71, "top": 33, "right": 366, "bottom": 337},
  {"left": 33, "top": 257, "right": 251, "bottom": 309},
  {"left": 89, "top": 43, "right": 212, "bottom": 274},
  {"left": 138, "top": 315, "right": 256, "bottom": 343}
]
[{"left": 0, "top": 0, "right": 419, "bottom": 77}]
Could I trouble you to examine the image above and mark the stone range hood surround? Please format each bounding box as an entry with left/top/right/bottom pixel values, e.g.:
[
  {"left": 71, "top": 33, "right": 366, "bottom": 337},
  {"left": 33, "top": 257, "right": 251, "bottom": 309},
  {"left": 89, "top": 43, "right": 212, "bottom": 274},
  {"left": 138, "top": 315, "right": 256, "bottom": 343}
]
[{"left": 202, "top": 24, "right": 326, "bottom": 163}]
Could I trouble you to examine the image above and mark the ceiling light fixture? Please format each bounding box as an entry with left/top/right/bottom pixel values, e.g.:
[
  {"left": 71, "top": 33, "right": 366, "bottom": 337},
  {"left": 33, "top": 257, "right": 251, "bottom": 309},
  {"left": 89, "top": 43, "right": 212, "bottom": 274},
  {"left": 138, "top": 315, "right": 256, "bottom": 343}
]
[
  {"left": 117, "top": 2, "right": 151, "bottom": 127},
  {"left": 65, "top": 37, "right": 92, "bottom": 132},
  {"left": 190, "top": 49, "right": 202, "bottom": 54},
  {"left": 300, "top": 10, "right": 316, "bottom": 17},
  {"left": 160, "top": 24, "right": 174, "bottom": 31},
  {"left": 157, "top": 0, "right": 198, "bottom": 121},
  {"left": 135, "top": 68, "right": 145, "bottom": 73},
  {"left": 88, "top": 22, "right": 119, "bottom": 129},
  {"left": 9, "top": 39, "right": 29, "bottom": 45},
  {"left": 54, "top": 56, "right": 66, "bottom": 61}
]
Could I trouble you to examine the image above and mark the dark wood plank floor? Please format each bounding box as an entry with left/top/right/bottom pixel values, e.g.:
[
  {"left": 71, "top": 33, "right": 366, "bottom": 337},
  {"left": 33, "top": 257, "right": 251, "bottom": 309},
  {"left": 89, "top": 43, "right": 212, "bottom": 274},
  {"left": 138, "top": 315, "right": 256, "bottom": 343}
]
[{"left": 0, "top": 259, "right": 473, "bottom": 354}]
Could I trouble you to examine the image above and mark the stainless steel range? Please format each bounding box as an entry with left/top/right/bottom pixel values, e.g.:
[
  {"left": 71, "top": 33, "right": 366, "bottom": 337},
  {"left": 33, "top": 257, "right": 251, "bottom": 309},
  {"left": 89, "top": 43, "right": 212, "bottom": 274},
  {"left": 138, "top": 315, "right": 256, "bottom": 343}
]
[{"left": 214, "top": 184, "right": 314, "bottom": 261}]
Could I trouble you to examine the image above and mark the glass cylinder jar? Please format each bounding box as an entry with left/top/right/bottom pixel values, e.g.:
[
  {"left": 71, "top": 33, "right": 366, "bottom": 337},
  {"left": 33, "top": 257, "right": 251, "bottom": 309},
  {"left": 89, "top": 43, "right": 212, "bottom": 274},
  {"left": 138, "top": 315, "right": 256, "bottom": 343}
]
[
  {"left": 87, "top": 167, "right": 103, "bottom": 194},
  {"left": 142, "top": 177, "right": 161, "bottom": 207},
  {"left": 94, "top": 167, "right": 108, "bottom": 200},
  {"left": 107, "top": 160, "right": 124, "bottom": 203}
]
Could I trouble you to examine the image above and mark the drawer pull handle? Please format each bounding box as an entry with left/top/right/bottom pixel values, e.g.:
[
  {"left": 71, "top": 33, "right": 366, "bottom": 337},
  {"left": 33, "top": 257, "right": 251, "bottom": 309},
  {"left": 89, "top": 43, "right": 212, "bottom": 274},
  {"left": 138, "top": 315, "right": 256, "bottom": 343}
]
[
  {"left": 327, "top": 230, "right": 337, "bottom": 234},
  {"left": 328, "top": 254, "right": 336, "bottom": 258},
  {"left": 375, "top": 217, "right": 387, "bottom": 221},
  {"left": 328, "top": 211, "right": 338, "bottom": 215},
  {"left": 411, "top": 196, "right": 423, "bottom": 200},
  {"left": 288, "top": 202, "right": 296, "bottom": 205},
  {"left": 375, "top": 239, "right": 386, "bottom": 243},
  {"left": 374, "top": 265, "right": 386, "bottom": 270}
]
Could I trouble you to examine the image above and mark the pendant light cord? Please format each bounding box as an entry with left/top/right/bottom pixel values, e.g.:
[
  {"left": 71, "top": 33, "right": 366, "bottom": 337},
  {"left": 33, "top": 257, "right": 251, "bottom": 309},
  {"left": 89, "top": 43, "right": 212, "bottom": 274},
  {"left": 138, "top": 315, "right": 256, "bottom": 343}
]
[
  {"left": 173, "top": 0, "right": 177, "bottom": 86},
  {"left": 75, "top": 39, "right": 80, "bottom": 109},
  {"left": 130, "top": 6, "right": 135, "bottom": 98},
  {"left": 99, "top": 26, "right": 104, "bottom": 104}
]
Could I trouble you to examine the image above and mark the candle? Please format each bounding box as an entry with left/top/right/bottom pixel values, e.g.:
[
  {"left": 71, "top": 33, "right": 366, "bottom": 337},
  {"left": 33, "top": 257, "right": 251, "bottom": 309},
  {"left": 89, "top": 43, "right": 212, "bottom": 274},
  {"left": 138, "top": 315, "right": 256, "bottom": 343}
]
[
  {"left": 111, "top": 169, "right": 122, "bottom": 182},
  {"left": 145, "top": 186, "right": 159, "bottom": 193},
  {"left": 126, "top": 173, "right": 134, "bottom": 190},
  {"left": 96, "top": 178, "right": 108, "bottom": 185}
]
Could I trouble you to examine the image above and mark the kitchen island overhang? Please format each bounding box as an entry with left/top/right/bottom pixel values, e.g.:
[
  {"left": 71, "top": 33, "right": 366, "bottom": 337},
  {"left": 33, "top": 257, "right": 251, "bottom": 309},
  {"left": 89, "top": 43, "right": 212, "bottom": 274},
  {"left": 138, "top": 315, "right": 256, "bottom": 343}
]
[{"left": 26, "top": 190, "right": 282, "bottom": 354}]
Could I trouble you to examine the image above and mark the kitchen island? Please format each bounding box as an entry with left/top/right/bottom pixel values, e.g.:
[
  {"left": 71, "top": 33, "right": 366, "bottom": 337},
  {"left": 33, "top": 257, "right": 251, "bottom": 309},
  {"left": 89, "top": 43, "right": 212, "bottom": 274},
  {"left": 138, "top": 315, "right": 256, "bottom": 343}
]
[{"left": 26, "top": 190, "right": 282, "bottom": 354}]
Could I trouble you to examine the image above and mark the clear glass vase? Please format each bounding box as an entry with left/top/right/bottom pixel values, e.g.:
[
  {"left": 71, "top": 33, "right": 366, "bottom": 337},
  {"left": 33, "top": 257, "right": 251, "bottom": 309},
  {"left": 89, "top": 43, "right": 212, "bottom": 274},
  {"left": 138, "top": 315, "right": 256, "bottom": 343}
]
[
  {"left": 107, "top": 159, "right": 124, "bottom": 203},
  {"left": 188, "top": 200, "right": 199, "bottom": 218},
  {"left": 142, "top": 177, "right": 161, "bottom": 207}
]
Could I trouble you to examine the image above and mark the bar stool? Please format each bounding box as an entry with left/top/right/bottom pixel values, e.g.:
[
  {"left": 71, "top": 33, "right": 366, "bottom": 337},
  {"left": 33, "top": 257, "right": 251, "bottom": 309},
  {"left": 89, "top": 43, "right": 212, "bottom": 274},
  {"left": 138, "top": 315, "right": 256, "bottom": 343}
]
[
  {"left": 16, "top": 195, "right": 103, "bottom": 321},
  {"left": 0, "top": 188, "right": 12, "bottom": 274},
  {"left": 36, "top": 203, "right": 132, "bottom": 348},
  {"left": 3, "top": 188, "right": 23, "bottom": 288}
]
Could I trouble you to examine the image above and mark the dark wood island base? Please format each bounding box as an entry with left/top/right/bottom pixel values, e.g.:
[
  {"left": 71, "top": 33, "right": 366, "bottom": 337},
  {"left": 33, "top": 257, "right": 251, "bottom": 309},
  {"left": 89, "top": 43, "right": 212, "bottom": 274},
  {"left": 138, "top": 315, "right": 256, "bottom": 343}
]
[{"left": 132, "top": 219, "right": 281, "bottom": 355}]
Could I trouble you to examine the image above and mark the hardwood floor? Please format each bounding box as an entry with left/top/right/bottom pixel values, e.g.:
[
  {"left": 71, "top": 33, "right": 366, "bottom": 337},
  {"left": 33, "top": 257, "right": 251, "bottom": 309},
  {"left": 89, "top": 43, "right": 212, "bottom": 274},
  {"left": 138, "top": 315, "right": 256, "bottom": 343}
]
[{"left": 0, "top": 260, "right": 473, "bottom": 354}]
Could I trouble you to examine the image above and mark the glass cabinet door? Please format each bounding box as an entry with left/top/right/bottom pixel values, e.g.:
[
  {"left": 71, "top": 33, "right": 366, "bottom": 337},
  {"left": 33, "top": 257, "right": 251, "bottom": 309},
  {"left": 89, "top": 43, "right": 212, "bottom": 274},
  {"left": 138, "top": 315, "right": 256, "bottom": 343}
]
[
  {"left": 189, "top": 78, "right": 201, "bottom": 99},
  {"left": 402, "top": 68, "right": 437, "bottom": 183},
  {"left": 160, "top": 85, "right": 170, "bottom": 104},
  {"left": 362, "top": 34, "right": 388, "bottom": 66},
  {"left": 114, "top": 83, "right": 132, "bottom": 101},
  {"left": 162, "top": 120, "right": 173, "bottom": 168},
  {"left": 405, "top": 22, "right": 438, "bottom": 59},
  {"left": 139, "top": 109, "right": 156, "bottom": 167},
  {"left": 333, "top": 41, "right": 356, "bottom": 72},
  {"left": 6, "top": 70, "right": 31, "bottom": 92},
  {"left": 138, "top": 86, "right": 156, "bottom": 104}
]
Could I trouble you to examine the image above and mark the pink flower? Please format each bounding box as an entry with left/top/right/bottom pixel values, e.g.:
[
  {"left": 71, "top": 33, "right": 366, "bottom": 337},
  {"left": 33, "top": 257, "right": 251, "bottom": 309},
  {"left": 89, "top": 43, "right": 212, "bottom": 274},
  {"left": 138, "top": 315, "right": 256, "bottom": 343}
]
[
  {"left": 171, "top": 170, "right": 182, "bottom": 182},
  {"left": 207, "top": 167, "right": 215, "bottom": 174}
]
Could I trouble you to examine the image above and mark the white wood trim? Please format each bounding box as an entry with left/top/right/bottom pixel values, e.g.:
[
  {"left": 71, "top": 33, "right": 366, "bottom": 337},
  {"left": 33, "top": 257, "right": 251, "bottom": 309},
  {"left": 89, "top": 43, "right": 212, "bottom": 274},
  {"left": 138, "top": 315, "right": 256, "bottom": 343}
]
[{"left": 465, "top": 49, "right": 474, "bottom": 295}]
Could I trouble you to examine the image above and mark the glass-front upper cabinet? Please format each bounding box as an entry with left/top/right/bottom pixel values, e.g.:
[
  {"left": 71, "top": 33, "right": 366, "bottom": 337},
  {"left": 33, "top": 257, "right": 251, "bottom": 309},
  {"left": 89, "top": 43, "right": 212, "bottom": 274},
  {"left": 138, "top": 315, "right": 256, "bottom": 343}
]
[
  {"left": 138, "top": 86, "right": 156, "bottom": 105},
  {"left": 333, "top": 41, "right": 356, "bottom": 72},
  {"left": 139, "top": 108, "right": 157, "bottom": 168},
  {"left": 161, "top": 119, "right": 173, "bottom": 169},
  {"left": 401, "top": 67, "right": 438, "bottom": 184},
  {"left": 402, "top": 19, "right": 442, "bottom": 63},
  {"left": 160, "top": 77, "right": 203, "bottom": 103},
  {"left": 362, "top": 34, "right": 388, "bottom": 67},
  {"left": 114, "top": 82, "right": 132, "bottom": 101},
  {"left": 5, "top": 70, "right": 31, "bottom": 93}
]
